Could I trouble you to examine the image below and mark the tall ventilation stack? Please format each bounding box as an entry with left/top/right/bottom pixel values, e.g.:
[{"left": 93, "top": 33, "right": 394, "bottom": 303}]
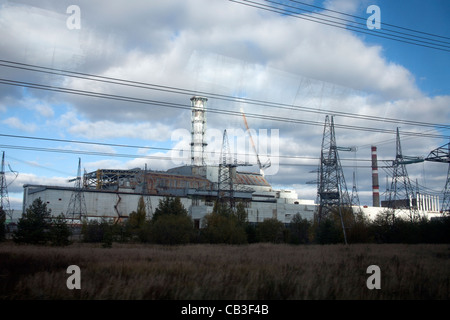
[
  {"left": 190, "top": 96, "right": 208, "bottom": 166},
  {"left": 371, "top": 146, "right": 380, "bottom": 207}
]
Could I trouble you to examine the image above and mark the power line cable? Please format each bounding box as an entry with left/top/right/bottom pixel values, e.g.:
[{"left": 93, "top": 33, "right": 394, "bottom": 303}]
[
  {"left": 229, "top": 0, "right": 450, "bottom": 52},
  {"left": 287, "top": 0, "right": 450, "bottom": 41},
  {"left": 0, "top": 143, "right": 385, "bottom": 169},
  {"left": 0, "top": 60, "right": 448, "bottom": 130},
  {"left": 269, "top": 0, "right": 450, "bottom": 47},
  {"left": 0, "top": 133, "right": 388, "bottom": 163},
  {"left": 0, "top": 77, "right": 448, "bottom": 140}
]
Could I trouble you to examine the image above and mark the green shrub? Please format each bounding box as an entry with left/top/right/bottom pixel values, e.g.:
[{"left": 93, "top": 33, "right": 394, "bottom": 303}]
[
  {"left": 13, "top": 198, "right": 52, "bottom": 245},
  {"left": 151, "top": 214, "right": 195, "bottom": 245},
  {"left": 201, "top": 212, "right": 247, "bottom": 244},
  {"left": 256, "top": 218, "right": 285, "bottom": 243},
  {"left": 48, "top": 214, "right": 72, "bottom": 246}
]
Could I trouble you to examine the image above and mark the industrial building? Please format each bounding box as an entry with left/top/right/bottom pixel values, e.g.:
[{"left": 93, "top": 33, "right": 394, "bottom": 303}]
[
  {"left": 21, "top": 96, "right": 442, "bottom": 225},
  {"left": 22, "top": 96, "right": 317, "bottom": 226}
]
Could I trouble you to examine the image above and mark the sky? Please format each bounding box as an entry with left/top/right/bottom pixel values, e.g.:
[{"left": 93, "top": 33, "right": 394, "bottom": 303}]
[{"left": 0, "top": 0, "right": 449, "bottom": 211}]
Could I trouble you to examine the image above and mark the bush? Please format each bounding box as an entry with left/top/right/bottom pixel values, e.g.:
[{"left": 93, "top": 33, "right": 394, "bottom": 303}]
[
  {"left": 288, "top": 213, "right": 311, "bottom": 244},
  {"left": 346, "top": 211, "right": 372, "bottom": 243},
  {"left": 13, "top": 198, "right": 52, "bottom": 245},
  {"left": 0, "top": 208, "right": 5, "bottom": 242},
  {"left": 313, "top": 218, "right": 344, "bottom": 244},
  {"left": 48, "top": 214, "right": 72, "bottom": 246},
  {"left": 81, "top": 218, "right": 114, "bottom": 245},
  {"left": 151, "top": 214, "right": 195, "bottom": 245},
  {"left": 152, "top": 196, "right": 188, "bottom": 221},
  {"left": 256, "top": 218, "right": 285, "bottom": 243},
  {"left": 201, "top": 212, "right": 247, "bottom": 244}
]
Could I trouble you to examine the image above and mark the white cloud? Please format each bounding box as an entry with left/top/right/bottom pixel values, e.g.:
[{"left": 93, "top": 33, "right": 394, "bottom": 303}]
[
  {"left": 0, "top": 0, "right": 448, "bottom": 207},
  {"left": 34, "top": 103, "right": 55, "bottom": 118},
  {"left": 324, "top": 0, "right": 364, "bottom": 13},
  {"left": 65, "top": 117, "right": 174, "bottom": 141},
  {"left": 2, "top": 117, "right": 37, "bottom": 132},
  {"left": 7, "top": 172, "right": 72, "bottom": 194}
]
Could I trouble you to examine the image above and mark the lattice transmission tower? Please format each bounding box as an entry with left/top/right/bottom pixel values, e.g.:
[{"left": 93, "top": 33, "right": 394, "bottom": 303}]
[
  {"left": 443, "top": 165, "right": 450, "bottom": 213},
  {"left": 386, "top": 128, "right": 421, "bottom": 221},
  {"left": 143, "top": 163, "right": 153, "bottom": 219},
  {"left": 0, "top": 151, "right": 12, "bottom": 221},
  {"left": 217, "top": 130, "right": 251, "bottom": 212},
  {"left": 315, "top": 115, "right": 352, "bottom": 244},
  {"left": 67, "top": 158, "right": 87, "bottom": 221},
  {"left": 218, "top": 130, "right": 237, "bottom": 212},
  {"left": 350, "top": 171, "right": 361, "bottom": 208},
  {"left": 425, "top": 141, "right": 450, "bottom": 213}
]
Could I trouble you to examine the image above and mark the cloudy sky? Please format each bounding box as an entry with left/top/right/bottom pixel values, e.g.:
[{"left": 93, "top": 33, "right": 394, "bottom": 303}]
[{"left": 0, "top": 0, "right": 449, "bottom": 210}]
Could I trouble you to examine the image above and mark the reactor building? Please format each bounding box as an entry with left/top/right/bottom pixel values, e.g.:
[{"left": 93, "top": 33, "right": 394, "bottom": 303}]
[
  {"left": 22, "top": 96, "right": 316, "bottom": 226},
  {"left": 22, "top": 96, "right": 442, "bottom": 225}
]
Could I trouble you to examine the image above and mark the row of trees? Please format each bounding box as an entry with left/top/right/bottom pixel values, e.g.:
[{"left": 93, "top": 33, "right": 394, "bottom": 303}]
[{"left": 3, "top": 197, "right": 450, "bottom": 246}]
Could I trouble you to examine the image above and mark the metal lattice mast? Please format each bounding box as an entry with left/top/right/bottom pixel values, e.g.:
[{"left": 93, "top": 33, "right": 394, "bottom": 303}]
[
  {"left": 67, "top": 158, "right": 87, "bottom": 221},
  {"left": 316, "top": 116, "right": 351, "bottom": 244},
  {"left": 218, "top": 130, "right": 236, "bottom": 211},
  {"left": 425, "top": 141, "right": 450, "bottom": 213},
  {"left": 143, "top": 164, "right": 153, "bottom": 219},
  {"left": 386, "top": 128, "right": 420, "bottom": 220},
  {"left": 351, "top": 171, "right": 361, "bottom": 208},
  {"left": 442, "top": 164, "right": 450, "bottom": 213},
  {"left": 0, "top": 151, "right": 12, "bottom": 220}
]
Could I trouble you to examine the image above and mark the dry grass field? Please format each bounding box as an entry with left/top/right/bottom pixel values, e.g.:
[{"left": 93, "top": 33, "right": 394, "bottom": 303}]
[{"left": 1, "top": 242, "right": 449, "bottom": 300}]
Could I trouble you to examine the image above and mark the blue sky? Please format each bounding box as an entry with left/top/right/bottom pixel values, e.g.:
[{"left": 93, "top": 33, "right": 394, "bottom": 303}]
[
  {"left": 0, "top": 0, "right": 449, "bottom": 210},
  {"left": 364, "top": 0, "right": 450, "bottom": 96}
]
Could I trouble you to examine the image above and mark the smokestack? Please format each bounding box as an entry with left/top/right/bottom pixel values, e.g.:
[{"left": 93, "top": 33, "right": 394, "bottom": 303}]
[
  {"left": 371, "top": 146, "right": 380, "bottom": 207},
  {"left": 190, "top": 96, "right": 208, "bottom": 166}
]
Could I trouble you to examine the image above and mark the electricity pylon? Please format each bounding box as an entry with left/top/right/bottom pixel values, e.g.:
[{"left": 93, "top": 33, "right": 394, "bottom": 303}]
[
  {"left": 386, "top": 128, "right": 421, "bottom": 221},
  {"left": 143, "top": 164, "right": 153, "bottom": 219},
  {"left": 217, "top": 130, "right": 251, "bottom": 212},
  {"left": 0, "top": 151, "right": 12, "bottom": 221},
  {"left": 218, "top": 130, "right": 237, "bottom": 211},
  {"left": 316, "top": 115, "right": 352, "bottom": 244},
  {"left": 425, "top": 141, "right": 450, "bottom": 213},
  {"left": 67, "top": 158, "right": 87, "bottom": 221}
]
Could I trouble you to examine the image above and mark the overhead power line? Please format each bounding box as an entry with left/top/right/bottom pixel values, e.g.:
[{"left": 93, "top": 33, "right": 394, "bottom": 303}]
[
  {"left": 229, "top": 0, "right": 450, "bottom": 52},
  {"left": 287, "top": 0, "right": 450, "bottom": 41},
  {"left": 0, "top": 60, "right": 449, "bottom": 131},
  {"left": 0, "top": 133, "right": 390, "bottom": 164},
  {"left": 0, "top": 77, "right": 448, "bottom": 141},
  {"left": 0, "top": 143, "right": 385, "bottom": 169}
]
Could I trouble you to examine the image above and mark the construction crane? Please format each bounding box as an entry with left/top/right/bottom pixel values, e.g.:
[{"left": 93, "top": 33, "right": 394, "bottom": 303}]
[{"left": 240, "top": 108, "right": 271, "bottom": 176}]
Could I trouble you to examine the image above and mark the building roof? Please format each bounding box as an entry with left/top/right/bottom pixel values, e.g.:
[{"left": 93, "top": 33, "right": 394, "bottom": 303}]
[{"left": 235, "top": 172, "right": 271, "bottom": 187}]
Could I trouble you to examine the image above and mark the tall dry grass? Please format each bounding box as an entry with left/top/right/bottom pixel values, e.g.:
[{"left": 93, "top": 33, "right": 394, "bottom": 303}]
[{"left": 1, "top": 242, "right": 449, "bottom": 299}]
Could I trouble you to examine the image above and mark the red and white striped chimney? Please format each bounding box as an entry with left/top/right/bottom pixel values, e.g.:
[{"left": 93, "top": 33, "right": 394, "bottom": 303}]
[{"left": 371, "top": 146, "right": 380, "bottom": 207}]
